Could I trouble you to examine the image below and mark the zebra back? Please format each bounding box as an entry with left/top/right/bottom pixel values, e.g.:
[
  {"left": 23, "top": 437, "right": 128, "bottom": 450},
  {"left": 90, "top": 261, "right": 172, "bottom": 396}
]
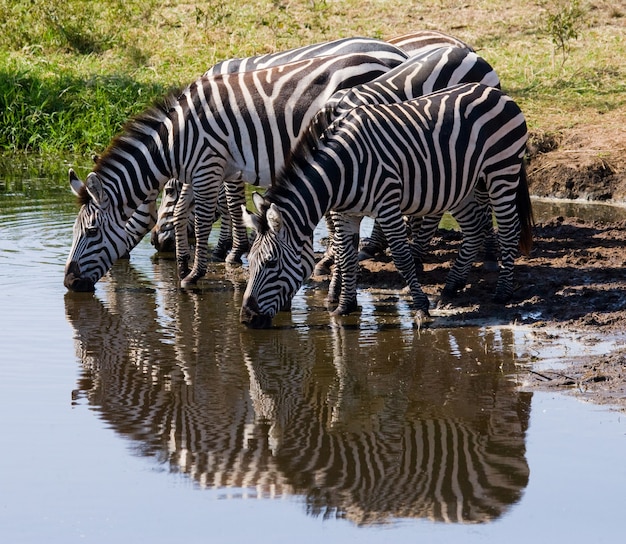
[
  {"left": 325, "top": 46, "right": 500, "bottom": 120},
  {"left": 273, "top": 82, "right": 526, "bottom": 223},
  {"left": 387, "top": 29, "right": 474, "bottom": 55},
  {"left": 206, "top": 36, "right": 408, "bottom": 76}
]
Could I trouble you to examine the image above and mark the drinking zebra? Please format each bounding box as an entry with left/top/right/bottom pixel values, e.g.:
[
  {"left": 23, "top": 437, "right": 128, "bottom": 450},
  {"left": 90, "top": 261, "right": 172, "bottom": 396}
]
[
  {"left": 312, "top": 45, "right": 502, "bottom": 276},
  {"left": 150, "top": 31, "right": 472, "bottom": 264},
  {"left": 146, "top": 36, "right": 409, "bottom": 261},
  {"left": 240, "top": 82, "right": 533, "bottom": 328},
  {"left": 63, "top": 52, "right": 407, "bottom": 292}
]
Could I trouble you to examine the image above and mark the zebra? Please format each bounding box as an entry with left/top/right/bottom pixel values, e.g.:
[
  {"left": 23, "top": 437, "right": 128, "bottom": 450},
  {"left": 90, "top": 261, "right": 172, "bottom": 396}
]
[
  {"left": 240, "top": 82, "right": 533, "bottom": 328},
  {"left": 311, "top": 45, "right": 502, "bottom": 276},
  {"left": 63, "top": 52, "right": 408, "bottom": 292},
  {"left": 150, "top": 31, "right": 472, "bottom": 264},
  {"left": 147, "top": 37, "right": 410, "bottom": 262}
]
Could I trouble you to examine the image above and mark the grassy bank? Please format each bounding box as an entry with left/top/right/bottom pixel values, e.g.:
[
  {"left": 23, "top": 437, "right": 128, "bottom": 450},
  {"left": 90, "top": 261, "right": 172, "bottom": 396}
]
[{"left": 0, "top": 0, "right": 624, "bottom": 155}]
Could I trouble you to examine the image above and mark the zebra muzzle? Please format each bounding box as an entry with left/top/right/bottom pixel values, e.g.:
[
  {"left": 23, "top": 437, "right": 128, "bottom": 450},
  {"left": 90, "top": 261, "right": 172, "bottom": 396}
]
[
  {"left": 64, "top": 261, "right": 95, "bottom": 292},
  {"left": 240, "top": 296, "right": 273, "bottom": 329}
]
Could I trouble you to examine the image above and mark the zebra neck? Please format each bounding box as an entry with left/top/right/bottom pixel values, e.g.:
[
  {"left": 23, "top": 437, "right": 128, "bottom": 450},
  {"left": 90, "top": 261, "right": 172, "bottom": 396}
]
[
  {"left": 95, "top": 151, "right": 172, "bottom": 221},
  {"left": 273, "top": 174, "right": 335, "bottom": 246}
]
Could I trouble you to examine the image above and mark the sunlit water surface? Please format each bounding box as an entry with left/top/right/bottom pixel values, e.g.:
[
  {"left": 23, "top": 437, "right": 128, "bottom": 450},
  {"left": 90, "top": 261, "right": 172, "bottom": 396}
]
[{"left": 1, "top": 168, "right": 625, "bottom": 543}]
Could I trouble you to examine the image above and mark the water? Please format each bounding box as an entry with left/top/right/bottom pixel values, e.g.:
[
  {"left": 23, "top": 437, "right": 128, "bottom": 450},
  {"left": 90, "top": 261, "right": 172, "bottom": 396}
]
[{"left": 1, "top": 161, "right": 625, "bottom": 543}]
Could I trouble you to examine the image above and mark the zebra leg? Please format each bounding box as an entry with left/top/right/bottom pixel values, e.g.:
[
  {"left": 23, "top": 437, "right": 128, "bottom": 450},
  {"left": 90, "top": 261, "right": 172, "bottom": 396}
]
[
  {"left": 224, "top": 179, "right": 250, "bottom": 265},
  {"left": 474, "top": 185, "right": 500, "bottom": 271},
  {"left": 358, "top": 220, "right": 388, "bottom": 261},
  {"left": 482, "top": 225, "right": 500, "bottom": 271},
  {"left": 408, "top": 213, "right": 443, "bottom": 272},
  {"left": 327, "top": 263, "right": 342, "bottom": 306},
  {"left": 441, "top": 198, "right": 484, "bottom": 299},
  {"left": 174, "top": 183, "right": 194, "bottom": 278},
  {"left": 379, "top": 211, "right": 430, "bottom": 316},
  {"left": 182, "top": 178, "right": 220, "bottom": 286},
  {"left": 491, "top": 200, "right": 521, "bottom": 303},
  {"left": 212, "top": 184, "right": 233, "bottom": 261},
  {"left": 314, "top": 213, "right": 336, "bottom": 276},
  {"left": 329, "top": 212, "right": 360, "bottom": 315}
]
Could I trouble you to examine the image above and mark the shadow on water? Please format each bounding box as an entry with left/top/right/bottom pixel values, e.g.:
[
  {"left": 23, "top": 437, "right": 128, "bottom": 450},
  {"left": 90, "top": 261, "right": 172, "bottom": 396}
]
[{"left": 65, "top": 257, "right": 531, "bottom": 526}]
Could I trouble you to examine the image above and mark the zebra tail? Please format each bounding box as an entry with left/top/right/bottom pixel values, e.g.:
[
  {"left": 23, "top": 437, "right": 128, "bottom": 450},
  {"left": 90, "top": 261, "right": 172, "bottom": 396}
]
[{"left": 516, "top": 161, "right": 534, "bottom": 255}]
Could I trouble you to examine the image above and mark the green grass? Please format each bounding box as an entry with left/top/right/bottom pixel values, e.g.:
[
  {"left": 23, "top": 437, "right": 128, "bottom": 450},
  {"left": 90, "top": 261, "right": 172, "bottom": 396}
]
[
  {"left": 0, "top": 0, "right": 624, "bottom": 155},
  {"left": 0, "top": 58, "right": 167, "bottom": 152}
]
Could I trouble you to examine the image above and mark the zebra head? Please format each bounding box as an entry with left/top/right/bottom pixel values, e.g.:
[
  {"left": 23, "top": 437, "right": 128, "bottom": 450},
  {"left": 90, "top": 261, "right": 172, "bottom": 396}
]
[
  {"left": 240, "top": 193, "right": 311, "bottom": 329},
  {"left": 150, "top": 178, "right": 184, "bottom": 253},
  {"left": 64, "top": 169, "right": 130, "bottom": 292}
]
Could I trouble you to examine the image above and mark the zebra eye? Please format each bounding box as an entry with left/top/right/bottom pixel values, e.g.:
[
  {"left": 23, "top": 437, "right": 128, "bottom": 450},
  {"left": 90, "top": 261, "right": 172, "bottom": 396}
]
[
  {"left": 164, "top": 186, "right": 175, "bottom": 196},
  {"left": 86, "top": 226, "right": 99, "bottom": 238}
]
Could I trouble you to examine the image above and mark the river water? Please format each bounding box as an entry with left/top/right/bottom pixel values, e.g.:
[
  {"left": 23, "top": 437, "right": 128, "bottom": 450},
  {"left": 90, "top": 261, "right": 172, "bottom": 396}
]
[{"left": 1, "top": 157, "right": 625, "bottom": 543}]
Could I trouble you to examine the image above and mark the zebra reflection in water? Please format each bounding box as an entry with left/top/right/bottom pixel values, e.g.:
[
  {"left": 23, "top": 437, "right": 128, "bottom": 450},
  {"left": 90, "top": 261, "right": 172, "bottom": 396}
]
[
  {"left": 242, "top": 324, "right": 530, "bottom": 524},
  {"left": 66, "top": 258, "right": 530, "bottom": 524}
]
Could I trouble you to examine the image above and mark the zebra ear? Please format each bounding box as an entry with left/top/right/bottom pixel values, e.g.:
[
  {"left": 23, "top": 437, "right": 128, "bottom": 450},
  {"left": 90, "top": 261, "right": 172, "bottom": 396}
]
[
  {"left": 242, "top": 205, "right": 262, "bottom": 232},
  {"left": 267, "top": 203, "right": 283, "bottom": 234},
  {"left": 251, "top": 191, "right": 267, "bottom": 213},
  {"left": 69, "top": 169, "right": 84, "bottom": 196},
  {"left": 86, "top": 172, "right": 109, "bottom": 208}
]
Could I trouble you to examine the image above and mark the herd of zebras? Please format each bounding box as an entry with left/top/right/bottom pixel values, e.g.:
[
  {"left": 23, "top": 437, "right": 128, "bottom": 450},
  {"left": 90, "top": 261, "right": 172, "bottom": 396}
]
[{"left": 63, "top": 30, "right": 534, "bottom": 328}]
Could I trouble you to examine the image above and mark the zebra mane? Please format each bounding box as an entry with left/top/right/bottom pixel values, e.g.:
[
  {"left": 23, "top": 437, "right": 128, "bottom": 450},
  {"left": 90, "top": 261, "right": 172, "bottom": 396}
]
[
  {"left": 266, "top": 105, "right": 336, "bottom": 204},
  {"left": 75, "top": 184, "right": 91, "bottom": 206},
  {"left": 92, "top": 87, "right": 184, "bottom": 175}
]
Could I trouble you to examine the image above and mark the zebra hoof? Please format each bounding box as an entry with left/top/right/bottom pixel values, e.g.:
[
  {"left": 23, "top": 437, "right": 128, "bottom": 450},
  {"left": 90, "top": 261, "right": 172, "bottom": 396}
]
[
  {"left": 314, "top": 257, "right": 333, "bottom": 276},
  {"left": 325, "top": 293, "right": 339, "bottom": 308},
  {"left": 211, "top": 249, "right": 228, "bottom": 262},
  {"left": 441, "top": 282, "right": 466, "bottom": 300},
  {"left": 482, "top": 260, "right": 500, "bottom": 272},
  {"left": 412, "top": 292, "right": 431, "bottom": 313},
  {"left": 180, "top": 271, "right": 205, "bottom": 288},
  {"left": 357, "top": 248, "right": 377, "bottom": 261},
  {"left": 225, "top": 252, "right": 244, "bottom": 265},
  {"left": 330, "top": 299, "right": 359, "bottom": 316},
  {"left": 211, "top": 239, "right": 233, "bottom": 261},
  {"left": 413, "top": 308, "right": 432, "bottom": 330},
  {"left": 493, "top": 291, "right": 513, "bottom": 304},
  {"left": 177, "top": 255, "right": 191, "bottom": 279}
]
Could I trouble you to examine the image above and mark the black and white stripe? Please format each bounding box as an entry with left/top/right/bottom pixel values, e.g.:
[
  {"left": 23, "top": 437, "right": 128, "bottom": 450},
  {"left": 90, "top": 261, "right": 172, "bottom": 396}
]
[
  {"left": 387, "top": 29, "right": 474, "bottom": 55},
  {"left": 63, "top": 51, "right": 407, "bottom": 291},
  {"left": 150, "top": 179, "right": 235, "bottom": 259},
  {"left": 240, "top": 327, "right": 531, "bottom": 524},
  {"left": 241, "top": 82, "right": 533, "bottom": 328}
]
